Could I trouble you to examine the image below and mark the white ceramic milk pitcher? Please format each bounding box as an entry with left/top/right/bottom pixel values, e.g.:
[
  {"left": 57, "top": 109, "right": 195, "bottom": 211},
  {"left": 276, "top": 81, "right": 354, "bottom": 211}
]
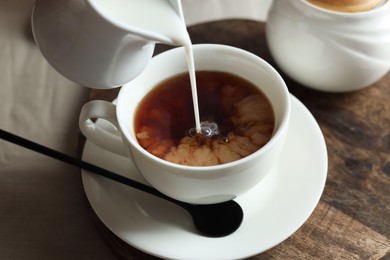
[{"left": 31, "top": 0, "right": 186, "bottom": 89}]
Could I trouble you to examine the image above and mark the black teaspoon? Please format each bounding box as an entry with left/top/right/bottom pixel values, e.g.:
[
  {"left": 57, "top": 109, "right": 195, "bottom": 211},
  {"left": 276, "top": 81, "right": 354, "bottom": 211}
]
[{"left": 0, "top": 129, "right": 243, "bottom": 237}]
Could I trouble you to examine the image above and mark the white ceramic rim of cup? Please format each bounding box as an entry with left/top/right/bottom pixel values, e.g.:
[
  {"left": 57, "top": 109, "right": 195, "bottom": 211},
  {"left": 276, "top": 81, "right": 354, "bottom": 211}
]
[
  {"left": 117, "top": 44, "right": 290, "bottom": 172},
  {"left": 301, "top": 0, "right": 390, "bottom": 16}
]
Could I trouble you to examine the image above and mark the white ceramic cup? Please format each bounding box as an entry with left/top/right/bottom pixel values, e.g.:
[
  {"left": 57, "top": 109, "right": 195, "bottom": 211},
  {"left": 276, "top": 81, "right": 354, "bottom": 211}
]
[
  {"left": 79, "top": 44, "right": 291, "bottom": 204},
  {"left": 266, "top": 0, "right": 390, "bottom": 92}
]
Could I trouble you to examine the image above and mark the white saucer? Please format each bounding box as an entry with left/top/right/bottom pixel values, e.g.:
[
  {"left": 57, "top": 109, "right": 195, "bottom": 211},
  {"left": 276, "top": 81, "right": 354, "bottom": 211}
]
[{"left": 81, "top": 94, "right": 328, "bottom": 260}]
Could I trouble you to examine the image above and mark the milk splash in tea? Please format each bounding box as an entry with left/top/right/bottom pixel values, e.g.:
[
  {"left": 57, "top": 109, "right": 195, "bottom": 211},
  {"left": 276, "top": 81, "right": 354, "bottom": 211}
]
[{"left": 93, "top": 0, "right": 202, "bottom": 132}]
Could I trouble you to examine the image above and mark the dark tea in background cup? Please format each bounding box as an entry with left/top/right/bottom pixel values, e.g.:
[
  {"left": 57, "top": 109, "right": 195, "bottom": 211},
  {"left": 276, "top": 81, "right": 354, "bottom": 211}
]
[{"left": 306, "top": 0, "right": 385, "bottom": 12}]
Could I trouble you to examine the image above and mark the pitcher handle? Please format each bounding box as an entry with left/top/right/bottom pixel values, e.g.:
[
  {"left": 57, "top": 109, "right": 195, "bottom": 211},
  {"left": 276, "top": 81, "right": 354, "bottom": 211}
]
[{"left": 79, "top": 100, "right": 127, "bottom": 156}]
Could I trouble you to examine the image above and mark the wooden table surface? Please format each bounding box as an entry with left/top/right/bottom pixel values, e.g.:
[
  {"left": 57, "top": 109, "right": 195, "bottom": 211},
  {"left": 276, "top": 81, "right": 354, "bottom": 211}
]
[{"left": 86, "top": 20, "right": 390, "bottom": 259}]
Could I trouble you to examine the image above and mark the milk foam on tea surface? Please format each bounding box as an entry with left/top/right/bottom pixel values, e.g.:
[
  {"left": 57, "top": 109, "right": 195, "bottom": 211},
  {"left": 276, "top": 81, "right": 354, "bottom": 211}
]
[{"left": 306, "top": 0, "right": 386, "bottom": 12}]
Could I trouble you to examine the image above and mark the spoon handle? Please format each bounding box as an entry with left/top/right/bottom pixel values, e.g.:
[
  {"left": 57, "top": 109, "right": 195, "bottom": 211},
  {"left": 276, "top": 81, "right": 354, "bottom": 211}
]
[{"left": 0, "top": 129, "right": 175, "bottom": 203}]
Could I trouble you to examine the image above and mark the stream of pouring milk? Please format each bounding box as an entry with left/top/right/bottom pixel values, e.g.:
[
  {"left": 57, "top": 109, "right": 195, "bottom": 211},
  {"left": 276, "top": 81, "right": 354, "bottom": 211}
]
[{"left": 93, "top": 0, "right": 202, "bottom": 133}]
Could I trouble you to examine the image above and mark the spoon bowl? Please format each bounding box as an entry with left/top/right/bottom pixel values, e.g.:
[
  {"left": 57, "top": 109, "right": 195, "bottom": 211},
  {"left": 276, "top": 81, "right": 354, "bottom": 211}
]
[{"left": 182, "top": 201, "right": 243, "bottom": 237}]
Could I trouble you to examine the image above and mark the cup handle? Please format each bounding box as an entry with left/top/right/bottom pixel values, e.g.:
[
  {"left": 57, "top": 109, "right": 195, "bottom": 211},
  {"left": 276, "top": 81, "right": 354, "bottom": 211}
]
[{"left": 79, "top": 100, "right": 127, "bottom": 156}]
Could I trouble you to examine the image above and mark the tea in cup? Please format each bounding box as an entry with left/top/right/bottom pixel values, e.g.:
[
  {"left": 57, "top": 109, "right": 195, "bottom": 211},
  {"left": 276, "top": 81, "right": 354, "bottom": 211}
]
[
  {"left": 79, "top": 44, "right": 290, "bottom": 204},
  {"left": 306, "top": 0, "right": 385, "bottom": 12},
  {"left": 134, "top": 70, "right": 275, "bottom": 166}
]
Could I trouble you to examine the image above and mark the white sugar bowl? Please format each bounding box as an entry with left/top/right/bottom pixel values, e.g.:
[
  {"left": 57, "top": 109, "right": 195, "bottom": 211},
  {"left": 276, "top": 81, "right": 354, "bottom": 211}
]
[{"left": 266, "top": 0, "right": 390, "bottom": 92}]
